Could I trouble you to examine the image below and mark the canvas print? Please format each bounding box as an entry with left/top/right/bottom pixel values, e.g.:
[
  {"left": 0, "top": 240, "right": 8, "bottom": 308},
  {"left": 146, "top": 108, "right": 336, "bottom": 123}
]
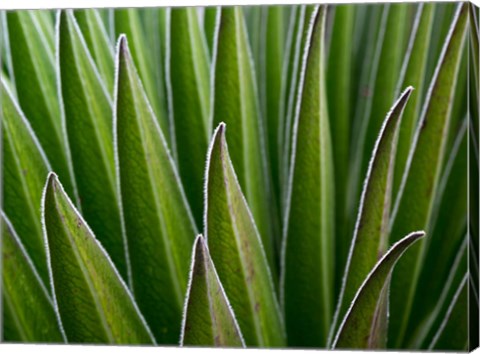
[{"left": 1, "top": 1, "right": 479, "bottom": 351}]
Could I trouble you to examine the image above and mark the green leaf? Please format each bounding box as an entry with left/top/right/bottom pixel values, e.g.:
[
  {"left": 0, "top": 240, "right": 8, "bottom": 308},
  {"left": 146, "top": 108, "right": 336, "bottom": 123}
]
[
  {"left": 6, "top": 10, "right": 74, "bottom": 195},
  {"left": 58, "top": 10, "right": 127, "bottom": 279},
  {"left": 180, "top": 235, "right": 245, "bottom": 347},
  {"left": 115, "top": 35, "right": 197, "bottom": 343},
  {"left": 350, "top": 4, "right": 409, "bottom": 214},
  {"left": 212, "top": 6, "right": 277, "bottom": 274},
  {"left": 329, "top": 87, "right": 413, "bottom": 347},
  {"left": 166, "top": 7, "right": 210, "bottom": 225},
  {"left": 74, "top": 9, "right": 115, "bottom": 93},
  {"left": 2, "top": 211, "right": 64, "bottom": 343},
  {"left": 42, "top": 173, "right": 155, "bottom": 344},
  {"left": 326, "top": 4, "right": 355, "bottom": 290},
  {"left": 203, "top": 6, "right": 218, "bottom": 57},
  {"left": 204, "top": 123, "right": 285, "bottom": 347},
  {"left": 1, "top": 78, "right": 51, "bottom": 284},
  {"left": 114, "top": 8, "right": 169, "bottom": 146},
  {"left": 332, "top": 231, "right": 426, "bottom": 349},
  {"left": 281, "top": 5, "right": 334, "bottom": 347},
  {"left": 388, "top": 4, "right": 468, "bottom": 347},
  {"left": 428, "top": 275, "right": 468, "bottom": 351},
  {"left": 393, "top": 3, "right": 435, "bottom": 197}
]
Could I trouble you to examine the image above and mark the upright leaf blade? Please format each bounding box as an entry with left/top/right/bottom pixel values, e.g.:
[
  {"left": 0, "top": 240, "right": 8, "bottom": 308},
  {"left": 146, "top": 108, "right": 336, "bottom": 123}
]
[
  {"left": 7, "top": 10, "right": 74, "bottom": 195},
  {"left": 203, "top": 6, "right": 218, "bottom": 57},
  {"left": 74, "top": 9, "right": 115, "bottom": 92},
  {"left": 212, "top": 6, "right": 277, "bottom": 273},
  {"left": 180, "top": 236, "right": 245, "bottom": 347},
  {"left": 42, "top": 173, "right": 155, "bottom": 344},
  {"left": 332, "top": 231, "right": 426, "bottom": 349},
  {"left": 167, "top": 7, "right": 210, "bottom": 225},
  {"left": 329, "top": 87, "right": 413, "bottom": 347},
  {"left": 388, "top": 4, "right": 468, "bottom": 347},
  {"left": 2, "top": 78, "right": 51, "bottom": 284},
  {"left": 205, "top": 123, "right": 285, "bottom": 347},
  {"left": 2, "top": 212, "right": 64, "bottom": 343},
  {"left": 115, "top": 35, "right": 197, "bottom": 343},
  {"left": 58, "top": 10, "right": 127, "bottom": 279},
  {"left": 281, "top": 6, "right": 334, "bottom": 347}
]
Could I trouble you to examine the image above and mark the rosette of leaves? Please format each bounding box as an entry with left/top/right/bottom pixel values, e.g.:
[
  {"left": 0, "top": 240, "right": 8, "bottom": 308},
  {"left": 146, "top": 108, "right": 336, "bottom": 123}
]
[{"left": 1, "top": 2, "right": 478, "bottom": 351}]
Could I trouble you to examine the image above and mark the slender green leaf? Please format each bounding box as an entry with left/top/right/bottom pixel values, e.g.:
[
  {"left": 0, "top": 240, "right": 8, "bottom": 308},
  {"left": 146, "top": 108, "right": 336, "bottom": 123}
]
[
  {"left": 74, "top": 9, "right": 115, "bottom": 92},
  {"left": 205, "top": 123, "right": 285, "bottom": 347},
  {"left": 388, "top": 3, "right": 468, "bottom": 347},
  {"left": 326, "top": 4, "right": 355, "bottom": 290},
  {"left": 428, "top": 275, "right": 468, "bottom": 351},
  {"left": 115, "top": 35, "right": 197, "bottom": 343},
  {"left": 351, "top": 4, "right": 409, "bottom": 212},
  {"left": 332, "top": 231, "right": 426, "bottom": 349},
  {"left": 329, "top": 87, "right": 413, "bottom": 347},
  {"left": 7, "top": 10, "right": 74, "bottom": 195},
  {"left": 204, "top": 6, "right": 218, "bottom": 57},
  {"left": 42, "top": 173, "right": 155, "bottom": 344},
  {"left": 180, "top": 235, "right": 245, "bottom": 347},
  {"left": 212, "top": 6, "right": 277, "bottom": 274},
  {"left": 281, "top": 6, "right": 334, "bottom": 347},
  {"left": 58, "top": 10, "right": 127, "bottom": 279},
  {"left": 393, "top": 3, "right": 435, "bottom": 196},
  {"left": 2, "top": 212, "right": 64, "bottom": 343},
  {"left": 2, "top": 78, "right": 51, "bottom": 284},
  {"left": 167, "top": 7, "right": 210, "bottom": 225},
  {"left": 114, "top": 8, "right": 169, "bottom": 145}
]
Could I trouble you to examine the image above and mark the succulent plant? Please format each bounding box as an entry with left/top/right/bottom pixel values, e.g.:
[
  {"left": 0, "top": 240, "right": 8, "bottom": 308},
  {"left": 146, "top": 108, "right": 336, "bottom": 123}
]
[{"left": 1, "top": 2, "right": 478, "bottom": 351}]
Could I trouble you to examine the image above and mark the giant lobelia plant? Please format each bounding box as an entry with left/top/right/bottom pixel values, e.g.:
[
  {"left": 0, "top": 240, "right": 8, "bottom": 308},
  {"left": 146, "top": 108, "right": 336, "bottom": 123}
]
[{"left": 1, "top": 2, "right": 478, "bottom": 350}]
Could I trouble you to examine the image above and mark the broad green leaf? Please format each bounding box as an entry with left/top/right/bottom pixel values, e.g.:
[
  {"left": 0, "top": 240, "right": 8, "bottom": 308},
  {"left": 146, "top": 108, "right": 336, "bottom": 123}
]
[
  {"left": 74, "top": 9, "right": 115, "bottom": 92},
  {"left": 115, "top": 35, "right": 197, "bottom": 343},
  {"left": 180, "top": 235, "right": 245, "bottom": 347},
  {"left": 261, "top": 5, "right": 285, "bottom": 217},
  {"left": 351, "top": 4, "right": 409, "bottom": 213},
  {"left": 58, "top": 10, "right": 127, "bottom": 279},
  {"left": 332, "top": 231, "right": 426, "bottom": 349},
  {"left": 203, "top": 6, "right": 218, "bottom": 56},
  {"left": 2, "top": 212, "right": 64, "bottom": 343},
  {"left": 280, "top": 5, "right": 314, "bottom": 208},
  {"left": 114, "top": 8, "right": 169, "bottom": 146},
  {"left": 212, "top": 6, "right": 277, "bottom": 274},
  {"left": 2, "top": 78, "right": 51, "bottom": 284},
  {"left": 167, "top": 7, "right": 210, "bottom": 225},
  {"left": 393, "top": 3, "right": 435, "bottom": 196},
  {"left": 405, "top": 119, "right": 468, "bottom": 343},
  {"left": 329, "top": 87, "right": 413, "bottom": 347},
  {"left": 281, "top": 6, "right": 334, "bottom": 347},
  {"left": 42, "top": 173, "right": 155, "bottom": 344},
  {"left": 205, "top": 123, "right": 285, "bottom": 347},
  {"left": 326, "top": 4, "right": 355, "bottom": 289},
  {"left": 388, "top": 4, "right": 468, "bottom": 347},
  {"left": 6, "top": 10, "right": 74, "bottom": 195},
  {"left": 428, "top": 275, "right": 468, "bottom": 351},
  {"left": 244, "top": 6, "right": 262, "bottom": 86},
  {"left": 2, "top": 12, "right": 15, "bottom": 86}
]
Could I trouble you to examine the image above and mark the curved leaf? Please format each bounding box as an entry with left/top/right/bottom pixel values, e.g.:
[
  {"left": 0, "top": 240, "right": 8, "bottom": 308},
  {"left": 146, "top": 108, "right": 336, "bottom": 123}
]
[
  {"left": 42, "top": 173, "right": 155, "bottom": 344},
  {"left": 281, "top": 5, "right": 334, "bottom": 347},
  {"left": 166, "top": 7, "right": 210, "bottom": 225},
  {"left": 329, "top": 87, "right": 413, "bottom": 347},
  {"left": 388, "top": 4, "right": 468, "bottom": 346},
  {"left": 2, "top": 211, "right": 64, "bottom": 343},
  {"left": 180, "top": 235, "right": 245, "bottom": 347},
  {"left": 58, "top": 10, "right": 127, "bottom": 279},
  {"left": 212, "top": 6, "right": 277, "bottom": 272},
  {"left": 6, "top": 10, "right": 74, "bottom": 195},
  {"left": 332, "top": 231, "right": 426, "bottom": 349},
  {"left": 115, "top": 35, "right": 197, "bottom": 343},
  {"left": 204, "top": 123, "right": 285, "bottom": 347},
  {"left": 2, "top": 78, "right": 51, "bottom": 284}
]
